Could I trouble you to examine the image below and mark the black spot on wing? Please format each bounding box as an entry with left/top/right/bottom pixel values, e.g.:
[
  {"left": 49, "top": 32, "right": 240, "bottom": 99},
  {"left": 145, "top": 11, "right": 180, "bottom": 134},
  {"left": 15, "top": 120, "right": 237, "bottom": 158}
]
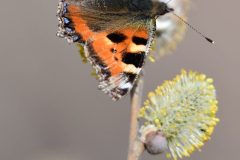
[
  {"left": 107, "top": 32, "right": 127, "bottom": 43},
  {"left": 114, "top": 57, "right": 119, "bottom": 61},
  {"left": 132, "top": 36, "right": 148, "bottom": 45},
  {"left": 122, "top": 52, "right": 145, "bottom": 68},
  {"left": 111, "top": 48, "right": 117, "bottom": 53}
]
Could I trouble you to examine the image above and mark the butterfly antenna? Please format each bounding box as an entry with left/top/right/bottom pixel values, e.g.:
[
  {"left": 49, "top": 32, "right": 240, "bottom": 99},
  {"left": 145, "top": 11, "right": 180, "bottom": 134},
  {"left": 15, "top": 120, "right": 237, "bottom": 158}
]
[{"left": 171, "top": 12, "right": 215, "bottom": 44}]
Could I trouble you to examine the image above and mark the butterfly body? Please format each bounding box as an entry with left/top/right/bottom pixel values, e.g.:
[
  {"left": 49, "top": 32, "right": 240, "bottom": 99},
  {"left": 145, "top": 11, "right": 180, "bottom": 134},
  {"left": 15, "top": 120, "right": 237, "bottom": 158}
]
[{"left": 57, "top": 0, "right": 173, "bottom": 100}]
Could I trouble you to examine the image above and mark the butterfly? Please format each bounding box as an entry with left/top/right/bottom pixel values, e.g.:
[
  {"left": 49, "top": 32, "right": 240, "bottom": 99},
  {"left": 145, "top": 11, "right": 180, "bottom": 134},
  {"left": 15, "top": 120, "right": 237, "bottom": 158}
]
[{"left": 57, "top": 0, "right": 188, "bottom": 101}]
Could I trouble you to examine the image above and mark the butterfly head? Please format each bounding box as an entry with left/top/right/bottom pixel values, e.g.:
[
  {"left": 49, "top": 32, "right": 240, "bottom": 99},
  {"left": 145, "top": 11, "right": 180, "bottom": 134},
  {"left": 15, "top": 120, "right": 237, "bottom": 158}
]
[{"left": 152, "top": 1, "right": 174, "bottom": 18}]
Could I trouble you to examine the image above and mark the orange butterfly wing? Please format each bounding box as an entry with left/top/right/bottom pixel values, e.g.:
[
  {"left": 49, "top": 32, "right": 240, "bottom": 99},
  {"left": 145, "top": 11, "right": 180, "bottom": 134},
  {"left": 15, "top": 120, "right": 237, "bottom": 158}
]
[{"left": 57, "top": 0, "right": 155, "bottom": 100}]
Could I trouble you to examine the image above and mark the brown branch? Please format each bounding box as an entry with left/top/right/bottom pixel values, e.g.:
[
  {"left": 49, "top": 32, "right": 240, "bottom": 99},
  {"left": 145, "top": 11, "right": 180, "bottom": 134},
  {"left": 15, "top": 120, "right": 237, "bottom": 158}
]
[{"left": 127, "top": 74, "right": 145, "bottom": 160}]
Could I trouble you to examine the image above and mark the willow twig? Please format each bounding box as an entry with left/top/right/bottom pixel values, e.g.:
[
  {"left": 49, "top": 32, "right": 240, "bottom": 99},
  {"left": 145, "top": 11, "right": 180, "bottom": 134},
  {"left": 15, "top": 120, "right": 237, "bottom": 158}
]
[{"left": 127, "top": 73, "right": 145, "bottom": 160}]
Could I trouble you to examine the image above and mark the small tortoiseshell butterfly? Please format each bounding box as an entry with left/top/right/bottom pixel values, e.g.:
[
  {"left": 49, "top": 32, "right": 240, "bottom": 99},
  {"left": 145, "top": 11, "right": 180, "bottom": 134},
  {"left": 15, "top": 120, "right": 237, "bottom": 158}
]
[{"left": 57, "top": 0, "right": 179, "bottom": 101}]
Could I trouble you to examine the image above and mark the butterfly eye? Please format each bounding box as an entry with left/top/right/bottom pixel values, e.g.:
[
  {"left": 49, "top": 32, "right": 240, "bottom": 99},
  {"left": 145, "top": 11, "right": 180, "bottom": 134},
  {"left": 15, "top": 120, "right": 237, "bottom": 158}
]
[{"left": 107, "top": 33, "right": 127, "bottom": 43}]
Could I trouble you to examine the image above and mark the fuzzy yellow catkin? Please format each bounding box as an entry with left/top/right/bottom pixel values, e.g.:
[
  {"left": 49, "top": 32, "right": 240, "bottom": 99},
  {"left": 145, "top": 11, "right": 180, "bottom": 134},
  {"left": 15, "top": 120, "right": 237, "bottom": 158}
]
[{"left": 139, "top": 70, "right": 219, "bottom": 160}]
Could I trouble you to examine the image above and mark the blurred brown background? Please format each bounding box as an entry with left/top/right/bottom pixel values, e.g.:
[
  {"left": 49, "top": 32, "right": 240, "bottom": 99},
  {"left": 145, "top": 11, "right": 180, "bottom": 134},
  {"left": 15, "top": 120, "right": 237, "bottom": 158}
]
[{"left": 0, "top": 0, "right": 239, "bottom": 160}]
